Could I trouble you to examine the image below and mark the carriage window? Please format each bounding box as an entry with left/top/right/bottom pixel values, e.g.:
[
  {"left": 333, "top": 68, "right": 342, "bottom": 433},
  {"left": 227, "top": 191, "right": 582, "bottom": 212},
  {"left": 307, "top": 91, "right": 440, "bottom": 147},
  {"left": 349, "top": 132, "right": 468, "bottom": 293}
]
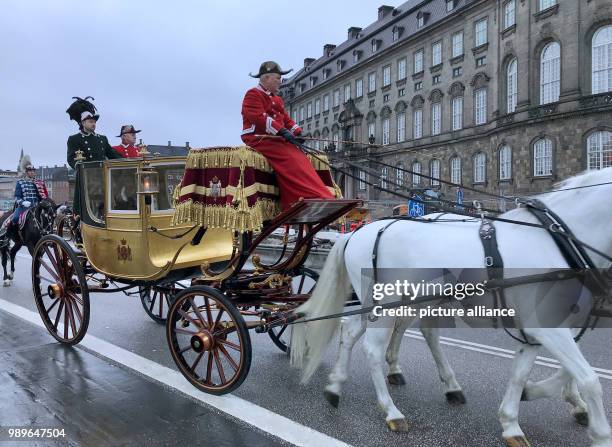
[
  {"left": 109, "top": 168, "right": 138, "bottom": 212},
  {"left": 151, "top": 164, "right": 185, "bottom": 211},
  {"left": 82, "top": 165, "right": 105, "bottom": 223}
]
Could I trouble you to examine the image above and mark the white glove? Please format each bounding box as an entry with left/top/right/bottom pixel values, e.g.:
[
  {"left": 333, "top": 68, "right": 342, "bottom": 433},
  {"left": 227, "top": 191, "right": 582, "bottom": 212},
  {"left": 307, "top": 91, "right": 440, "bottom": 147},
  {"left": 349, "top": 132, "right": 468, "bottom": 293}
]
[{"left": 22, "top": 201, "right": 31, "bottom": 208}]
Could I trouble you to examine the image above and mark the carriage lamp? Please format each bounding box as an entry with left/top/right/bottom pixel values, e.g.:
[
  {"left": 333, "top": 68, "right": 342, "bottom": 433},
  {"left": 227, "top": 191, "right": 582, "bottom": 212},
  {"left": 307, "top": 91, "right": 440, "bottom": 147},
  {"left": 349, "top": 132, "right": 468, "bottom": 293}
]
[{"left": 137, "top": 165, "right": 159, "bottom": 195}]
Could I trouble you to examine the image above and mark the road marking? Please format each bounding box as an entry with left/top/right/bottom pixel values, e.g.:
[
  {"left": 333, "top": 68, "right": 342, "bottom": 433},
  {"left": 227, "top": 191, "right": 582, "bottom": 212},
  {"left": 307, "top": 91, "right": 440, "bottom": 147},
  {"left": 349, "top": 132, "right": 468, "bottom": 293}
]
[
  {"left": 404, "top": 330, "right": 612, "bottom": 380},
  {"left": 0, "top": 298, "right": 352, "bottom": 447}
]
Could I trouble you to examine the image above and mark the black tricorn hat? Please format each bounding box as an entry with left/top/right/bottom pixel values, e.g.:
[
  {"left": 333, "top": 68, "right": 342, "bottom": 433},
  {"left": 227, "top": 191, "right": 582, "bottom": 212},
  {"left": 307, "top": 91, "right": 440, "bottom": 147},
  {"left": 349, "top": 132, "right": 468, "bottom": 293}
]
[
  {"left": 249, "top": 61, "right": 293, "bottom": 78},
  {"left": 117, "top": 124, "right": 141, "bottom": 137},
  {"left": 66, "top": 96, "right": 99, "bottom": 123}
]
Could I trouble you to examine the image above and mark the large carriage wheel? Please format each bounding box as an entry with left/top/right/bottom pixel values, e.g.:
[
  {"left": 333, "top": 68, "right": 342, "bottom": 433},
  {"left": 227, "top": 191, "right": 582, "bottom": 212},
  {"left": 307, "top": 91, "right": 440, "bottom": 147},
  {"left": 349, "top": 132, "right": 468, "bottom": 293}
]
[
  {"left": 139, "top": 282, "right": 185, "bottom": 324},
  {"left": 167, "top": 286, "right": 252, "bottom": 395},
  {"left": 32, "top": 235, "right": 90, "bottom": 345},
  {"left": 268, "top": 267, "right": 319, "bottom": 353},
  {"left": 56, "top": 215, "right": 73, "bottom": 242}
]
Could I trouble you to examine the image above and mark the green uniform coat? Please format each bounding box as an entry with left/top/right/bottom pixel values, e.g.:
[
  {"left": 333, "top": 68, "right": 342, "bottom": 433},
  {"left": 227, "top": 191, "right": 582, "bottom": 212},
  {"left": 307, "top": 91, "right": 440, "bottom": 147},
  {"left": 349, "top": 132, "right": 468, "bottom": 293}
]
[{"left": 67, "top": 131, "right": 121, "bottom": 216}]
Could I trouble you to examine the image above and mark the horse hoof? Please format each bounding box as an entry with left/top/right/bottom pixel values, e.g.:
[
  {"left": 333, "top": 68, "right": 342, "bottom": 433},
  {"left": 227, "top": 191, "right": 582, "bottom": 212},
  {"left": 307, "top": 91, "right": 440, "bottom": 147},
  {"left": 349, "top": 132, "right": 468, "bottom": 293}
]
[
  {"left": 574, "top": 411, "right": 589, "bottom": 427},
  {"left": 323, "top": 390, "right": 340, "bottom": 408},
  {"left": 386, "top": 418, "right": 410, "bottom": 432},
  {"left": 504, "top": 436, "right": 532, "bottom": 447},
  {"left": 3, "top": 280, "right": 10, "bottom": 287},
  {"left": 8, "top": 273, "right": 13, "bottom": 280},
  {"left": 387, "top": 373, "right": 406, "bottom": 386},
  {"left": 445, "top": 390, "right": 466, "bottom": 405}
]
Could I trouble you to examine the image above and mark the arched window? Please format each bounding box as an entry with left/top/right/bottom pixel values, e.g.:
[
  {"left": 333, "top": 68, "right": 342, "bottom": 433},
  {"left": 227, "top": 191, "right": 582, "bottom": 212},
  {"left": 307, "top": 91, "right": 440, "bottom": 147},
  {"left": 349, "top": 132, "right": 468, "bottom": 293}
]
[
  {"left": 507, "top": 58, "right": 518, "bottom": 113},
  {"left": 473, "top": 152, "right": 486, "bottom": 183},
  {"left": 412, "top": 161, "right": 422, "bottom": 185},
  {"left": 587, "top": 131, "right": 612, "bottom": 170},
  {"left": 450, "top": 156, "right": 461, "bottom": 184},
  {"left": 540, "top": 42, "right": 561, "bottom": 105},
  {"left": 593, "top": 26, "right": 612, "bottom": 94},
  {"left": 499, "top": 145, "right": 512, "bottom": 180},
  {"left": 430, "top": 159, "right": 441, "bottom": 186},
  {"left": 396, "top": 163, "right": 404, "bottom": 187},
  {"left": 533, "top": 138, "right": 553, "bottom": 176}
]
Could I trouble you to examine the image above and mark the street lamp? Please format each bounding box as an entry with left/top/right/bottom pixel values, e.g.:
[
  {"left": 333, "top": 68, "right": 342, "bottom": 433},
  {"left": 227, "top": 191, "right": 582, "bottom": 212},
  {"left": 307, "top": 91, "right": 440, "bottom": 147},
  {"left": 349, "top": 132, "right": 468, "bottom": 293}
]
[{"left": 368, "top": 135, "right": 376, "bottom": 145}]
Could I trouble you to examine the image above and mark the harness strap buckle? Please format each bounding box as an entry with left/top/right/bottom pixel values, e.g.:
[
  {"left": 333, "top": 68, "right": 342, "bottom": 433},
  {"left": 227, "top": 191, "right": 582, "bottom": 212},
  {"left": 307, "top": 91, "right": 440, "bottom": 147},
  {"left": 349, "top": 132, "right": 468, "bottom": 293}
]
[{"left": 485, "top": 256, "right": 494, "bottom": 267}]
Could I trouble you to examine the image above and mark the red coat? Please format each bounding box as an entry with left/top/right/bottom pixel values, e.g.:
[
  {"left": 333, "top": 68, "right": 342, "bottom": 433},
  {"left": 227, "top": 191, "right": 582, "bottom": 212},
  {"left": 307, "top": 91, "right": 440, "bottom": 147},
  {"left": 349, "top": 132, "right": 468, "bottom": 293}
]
[
  {"left": 241, "top": 85, "right": 333, "bottom": 210},
  {"left": 112, "top": 144, "right": 140, "bottom": 158}
]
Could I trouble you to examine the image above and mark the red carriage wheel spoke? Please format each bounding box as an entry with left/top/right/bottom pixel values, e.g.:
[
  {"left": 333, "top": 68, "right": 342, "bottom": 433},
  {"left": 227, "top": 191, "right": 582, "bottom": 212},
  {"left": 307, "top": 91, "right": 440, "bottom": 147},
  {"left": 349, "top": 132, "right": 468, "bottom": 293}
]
[
  {"left": 205, "top": 352, "right": 213, "bottom": 384},
  {"left": 38, "top": 276, "right": 56, "bottom": 284},
  {"left": 216, "top": 338, "right": 241, "bottom": 351},
  {"left": 64, "top": 296, "right": 78, "bottom": 337},
  {"left": 158, "top": 292, "right": 164, "bottom": 317},
  {"left": 149, "top": 291, "right": 158, "bottom": 313},
  {"left": 63, "top": 300, "right": 69, "bottom": 339},
  {"left": 66, "top": 291, "right": 83, "bottom": 306},
  {"left": 217, "top": 344, "right": 239, "bottom": 372},
  {"left": 178, "top": 345, "right": 192, "bottom": 355},
  {"left": 45, "top": 298, "right": 60, "bottom": 315},
  {"left": 276, "top": 324, "right": 288, "bottom": 339},
  {"left": 213, "top": 349, "right": 226, "bottom": 383},
  {"left": 191, "top": 351, "right": 204, "bottom": 372},
  {"left": 203, "top": 296, "right": 214, "bottom": 327},
  {"left": 188, "top": 298, "right": 207, "bottom": 328},
  {"left": 52, "top": 244, "right": 67, "bottom": 282},
  {"left": 38, "top": 259, "right": 62, "bottom": 283},
  {"left": 177, "top": 309, "right": 202, "bottom": 328},
  {"left": 53, "top": 300, "right": 65, "bottom": 331},
  {"left": 212, "top": 308, "right": 225, "bottom": 332},
  {"left": 68, "top": 297, "right": 83, "bottom": 325},
  {"left": 44, "top": 246, "right": 64, "bottom": 282},
  {"left": 174, "top": 327, "right": 198, "bottom": 336}
]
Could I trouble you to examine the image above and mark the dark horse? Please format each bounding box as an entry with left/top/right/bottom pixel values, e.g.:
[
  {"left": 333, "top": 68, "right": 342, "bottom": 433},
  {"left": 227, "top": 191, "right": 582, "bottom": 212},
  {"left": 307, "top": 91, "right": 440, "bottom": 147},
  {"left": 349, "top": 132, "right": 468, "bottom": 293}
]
[{"left": 1, "top": 198, "right": 57, "bottom": 286}]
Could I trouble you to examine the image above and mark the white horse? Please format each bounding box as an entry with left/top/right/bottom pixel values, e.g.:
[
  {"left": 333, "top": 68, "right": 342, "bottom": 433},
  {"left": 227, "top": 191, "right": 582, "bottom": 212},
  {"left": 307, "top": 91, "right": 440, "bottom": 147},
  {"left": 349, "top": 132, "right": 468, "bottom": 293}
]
[{"left": 291, "top": 168, "right": 612, "bottom": 447}]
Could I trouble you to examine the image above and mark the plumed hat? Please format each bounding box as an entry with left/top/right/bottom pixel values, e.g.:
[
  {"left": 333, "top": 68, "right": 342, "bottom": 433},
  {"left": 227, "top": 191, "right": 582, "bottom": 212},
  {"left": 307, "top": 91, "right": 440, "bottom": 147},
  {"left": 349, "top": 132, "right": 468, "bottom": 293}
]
[
  {"left": 19, "top": 154, "right": 35, "bottom": 174},
  {"left": 66, "top": 96, "right": 99, "bottom": 123}
]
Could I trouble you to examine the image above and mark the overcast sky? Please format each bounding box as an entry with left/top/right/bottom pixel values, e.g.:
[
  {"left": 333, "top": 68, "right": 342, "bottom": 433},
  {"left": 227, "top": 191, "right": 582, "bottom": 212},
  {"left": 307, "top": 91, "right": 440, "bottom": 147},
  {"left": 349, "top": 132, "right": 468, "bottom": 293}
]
[{"left": 0, "top": 0, "right": 383, "bottom": 170}]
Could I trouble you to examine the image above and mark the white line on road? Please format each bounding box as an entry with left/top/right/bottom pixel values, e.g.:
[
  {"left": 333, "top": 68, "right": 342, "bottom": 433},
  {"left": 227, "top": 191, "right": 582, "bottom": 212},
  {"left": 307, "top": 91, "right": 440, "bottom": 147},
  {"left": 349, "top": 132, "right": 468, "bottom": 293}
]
[
  {"left": 0, "top": 298, "right": 352, "bottom": 447},
  {"left": 404, "top": 329, "right": 612, "bottom": 380}
]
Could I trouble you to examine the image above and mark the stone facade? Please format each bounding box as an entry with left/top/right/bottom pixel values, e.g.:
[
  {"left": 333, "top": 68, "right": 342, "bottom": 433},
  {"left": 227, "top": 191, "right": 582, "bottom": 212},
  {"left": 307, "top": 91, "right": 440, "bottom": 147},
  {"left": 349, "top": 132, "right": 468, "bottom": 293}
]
[{"left": 280, "top": 0, "right": 612, "bottom": 216}]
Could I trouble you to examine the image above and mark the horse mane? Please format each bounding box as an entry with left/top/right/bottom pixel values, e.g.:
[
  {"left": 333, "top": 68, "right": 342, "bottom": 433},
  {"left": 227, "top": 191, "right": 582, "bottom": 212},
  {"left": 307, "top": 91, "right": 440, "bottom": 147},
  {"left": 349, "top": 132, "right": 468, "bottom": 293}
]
[{"left": 542, "top": 167, "right": 612, "bottom": 200}]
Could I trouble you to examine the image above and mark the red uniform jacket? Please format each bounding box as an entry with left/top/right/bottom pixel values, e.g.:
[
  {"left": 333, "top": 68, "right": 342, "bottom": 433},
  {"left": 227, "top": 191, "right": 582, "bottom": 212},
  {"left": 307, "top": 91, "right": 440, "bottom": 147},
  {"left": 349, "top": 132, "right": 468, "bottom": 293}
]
[
  {"left": 241, "top": 85, "right": 301, "bottom": 138},
  {"left": 112, "top": 144, "right": 140, "bottom": 158}
]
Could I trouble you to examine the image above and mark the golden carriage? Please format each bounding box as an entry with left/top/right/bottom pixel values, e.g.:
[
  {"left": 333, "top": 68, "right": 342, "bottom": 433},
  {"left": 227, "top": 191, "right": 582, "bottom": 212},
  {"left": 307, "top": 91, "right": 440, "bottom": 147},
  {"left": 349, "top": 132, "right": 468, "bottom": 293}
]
[{"left": 32, "top": 146, "right": 360, "bottom": 394}]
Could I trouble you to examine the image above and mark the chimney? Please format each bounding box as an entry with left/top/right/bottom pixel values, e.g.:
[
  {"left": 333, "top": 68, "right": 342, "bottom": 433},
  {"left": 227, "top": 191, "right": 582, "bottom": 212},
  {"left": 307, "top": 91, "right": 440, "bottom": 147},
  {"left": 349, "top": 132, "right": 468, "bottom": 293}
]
[
  {"left": 304, "top": 57, "right": 315, "bottom": 68},
  {"left": 186, "top": 141, "right": 189, "bottom": 148},
  {"left": 168, "top": 140, "right": 171, "bottom": 147},
  {"left": 323, "top": 44, "right": 336, "bottom": 57},
  {"left": 348, "top": 27, "right": 362, "bottom": 39},
  {"left": 378, "top": 5, "right": 394, "bottom": 20}
]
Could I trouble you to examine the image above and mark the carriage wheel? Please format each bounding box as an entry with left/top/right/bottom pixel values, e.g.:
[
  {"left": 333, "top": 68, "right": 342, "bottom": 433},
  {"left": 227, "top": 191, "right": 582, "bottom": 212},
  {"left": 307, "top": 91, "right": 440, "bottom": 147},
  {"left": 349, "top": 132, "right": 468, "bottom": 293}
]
[
  {"left": 139, "top": 281, "right": 184, "bottom": 324},
  {"left": 268, "top": 267, "right": 319, "bottom": 353},
  {"left": 32, "top": 235, "right": 90, "bottom": 345},
  {"left": 167, "top": 286, "right": 251, "bottom": 395},
  {"left": 56, "top": 216, "right": 73, "bottom": 242}
]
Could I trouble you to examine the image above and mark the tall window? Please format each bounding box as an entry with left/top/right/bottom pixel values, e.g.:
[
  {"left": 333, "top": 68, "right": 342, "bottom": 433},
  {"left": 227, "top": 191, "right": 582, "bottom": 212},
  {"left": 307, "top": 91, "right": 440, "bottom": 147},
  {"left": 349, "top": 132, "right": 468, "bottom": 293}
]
[
  {"left": 432, "top": 41, "right": 442, "bottom": 66},
  {"left": 450, "top": 157, "right": 461, "bottom": 184},
  {"left": 396, "top": 163, "right": 404, "bottom": 187},
  {"left": 323, "top": 94, "right": 329, "bottom": 111},
  {"left": 307, "top": 102, "right": 312, "bottom": 118},
  {"left": 381, "top": 167, "right": 388, "bottom": 189},
  {"left": 539, "top": 0, "right": 556, "bottom": 11},
  {"left": 430, "top": 159, "right": 441, "bottom": 186},
  {"left": 507, "top": 58, "right": 518, "bottom": 113},
  {"left": 368, "top": 122, "right": 376, "bottom": 140},
  {"left": 368, "top": 72, "right": 376, "bottom": 92},
  {"left": 398, "top": 58, "right": 407, "bottom": 80},
  {"left": 431, "top": 102, "right": 441, "bottom": 135},
  {"left": 499, "top": 145, "right": 512, "bottom": 180},
  {"left": 359, "top": 170, "right": 367, "bottom": 190},
  {"left": 475, "top": 19, "right": 488, "bottom": 47},
  {"left": 292, "top": 110, "right": 298, "bottom": 122},
  {"left": 587, "top": 131, "right": 612, "bottom": 170},
  {"left": 473, "top": 152, "right": 486, "bottom": 183},
  {"left": 413, "top": 108, "right": 423, "bottom": 139},
  {"left": 452, "top": 96, "right": 463, "bottom": 130},
  {"left": 332, "top": 131, "right": 340, "bottom": 151},
  {"left": 540, "top": 42, "right": 561, "bottom": 104},
  {"left": 382, "top": 118, "right": 390, "bottom": 145},
  {"left": 372, "top": 39, "right": 379, "bottom": 53},
  {"left": 414, "top": 49, "right": 424, "bottom": 73},
  {"left": 356, "top": 78, "right": 364, "bottom": 97},
  {"left": 299, "top": 106, "right": 305, "bottom": 121},
  {"left": 533, "top": 138, "right": 553, "bottom": 176},
  {"left": 593, "top": 26, "right": 612, "bottom": 94},
  {"left": 383, "top": 65, "right": 391, "bottom": 86},
  {"left": 504, "top": 0, "right": 516, "bottom": 29},
  {"left": 314, "top": 98, "right": 321, "bottom": 115},
  {"left": 397, "top": 112, "right": 406, "bottom": 142},
  {"left": 474, "top": 88, "right": 487, "bottom": 125},
  {"left": 344, "top": 84, "right": 351, "bottom": 101},
  {"left": 333, "top": 89, "right": 341, "bottom": 107},
  {"left": 412, "top": 161, "right": 422, "bottom": 185},
  {"left": 452, "top": 31, "right": 463, "bottom": 58}
]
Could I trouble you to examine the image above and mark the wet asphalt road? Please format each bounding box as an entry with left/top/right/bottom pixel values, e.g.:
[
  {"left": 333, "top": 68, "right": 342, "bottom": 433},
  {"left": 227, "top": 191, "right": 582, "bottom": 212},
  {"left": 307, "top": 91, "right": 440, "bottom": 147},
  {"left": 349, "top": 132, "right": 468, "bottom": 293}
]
[{"left": 2, "top": 252, "right": 612, "bottom": 447}]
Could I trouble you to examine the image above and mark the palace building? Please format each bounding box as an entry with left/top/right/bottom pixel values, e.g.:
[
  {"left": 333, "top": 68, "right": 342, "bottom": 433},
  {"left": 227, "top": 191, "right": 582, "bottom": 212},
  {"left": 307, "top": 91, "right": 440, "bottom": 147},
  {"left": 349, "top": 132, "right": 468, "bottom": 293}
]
[{"left": 280, "top": 0, "right": 612, "bottom": 215}]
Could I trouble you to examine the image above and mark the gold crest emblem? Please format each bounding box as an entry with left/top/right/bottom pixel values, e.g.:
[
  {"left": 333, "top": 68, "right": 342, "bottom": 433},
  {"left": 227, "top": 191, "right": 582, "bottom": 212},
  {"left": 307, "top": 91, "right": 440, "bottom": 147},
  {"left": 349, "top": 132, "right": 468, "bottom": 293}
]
[{"left": 117, "top": 238, "right": 132, "bottom": 261}]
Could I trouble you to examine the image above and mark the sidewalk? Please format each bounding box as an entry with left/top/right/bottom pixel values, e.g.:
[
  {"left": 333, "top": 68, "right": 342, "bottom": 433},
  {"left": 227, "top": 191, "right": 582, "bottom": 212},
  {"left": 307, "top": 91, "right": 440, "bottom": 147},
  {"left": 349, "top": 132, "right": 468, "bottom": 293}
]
[{"left": 0, "top": 310, "right": 286, "bottom": 447}]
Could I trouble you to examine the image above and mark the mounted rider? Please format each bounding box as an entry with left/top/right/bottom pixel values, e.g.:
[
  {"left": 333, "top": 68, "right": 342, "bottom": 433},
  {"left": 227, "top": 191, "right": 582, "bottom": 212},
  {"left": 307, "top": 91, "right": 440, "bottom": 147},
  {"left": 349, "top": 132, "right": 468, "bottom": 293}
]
[{"left": 241, "top": 61, "right": 334, "bottom": 211}]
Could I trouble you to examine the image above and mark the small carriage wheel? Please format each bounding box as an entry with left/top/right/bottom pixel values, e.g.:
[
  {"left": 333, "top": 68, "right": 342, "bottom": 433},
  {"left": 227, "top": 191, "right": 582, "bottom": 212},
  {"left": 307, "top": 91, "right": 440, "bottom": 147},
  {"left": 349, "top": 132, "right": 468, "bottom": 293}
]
[
  {"left": 56, "top": 216, "right": 73, "bottom": 242},
  {"left": 268, "top": 267, "right": 319, "bottom": 353},
  {"left": 139, "top": 281, "right": 185, "bottom": 324},
  {"left": 32, "top": 235, "right": 90, "bottom": 345},
  {"left": 167, "top": 286, "right": 252, "bottom": 395}
]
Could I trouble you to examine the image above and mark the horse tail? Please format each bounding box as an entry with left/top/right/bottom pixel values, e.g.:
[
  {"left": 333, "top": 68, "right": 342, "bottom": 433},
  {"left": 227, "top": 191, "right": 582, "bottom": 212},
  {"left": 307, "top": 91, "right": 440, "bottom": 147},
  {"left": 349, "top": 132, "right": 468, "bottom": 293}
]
[{"left": 290, "top": 233, "right": 353, "bottom": 383}]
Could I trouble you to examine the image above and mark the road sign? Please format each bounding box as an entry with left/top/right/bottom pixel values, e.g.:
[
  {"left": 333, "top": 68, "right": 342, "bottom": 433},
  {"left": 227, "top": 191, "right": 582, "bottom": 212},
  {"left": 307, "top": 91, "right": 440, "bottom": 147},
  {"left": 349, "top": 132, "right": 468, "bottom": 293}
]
[{"left": 408, "top": 195, "right": 425, "bottom": 217}]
